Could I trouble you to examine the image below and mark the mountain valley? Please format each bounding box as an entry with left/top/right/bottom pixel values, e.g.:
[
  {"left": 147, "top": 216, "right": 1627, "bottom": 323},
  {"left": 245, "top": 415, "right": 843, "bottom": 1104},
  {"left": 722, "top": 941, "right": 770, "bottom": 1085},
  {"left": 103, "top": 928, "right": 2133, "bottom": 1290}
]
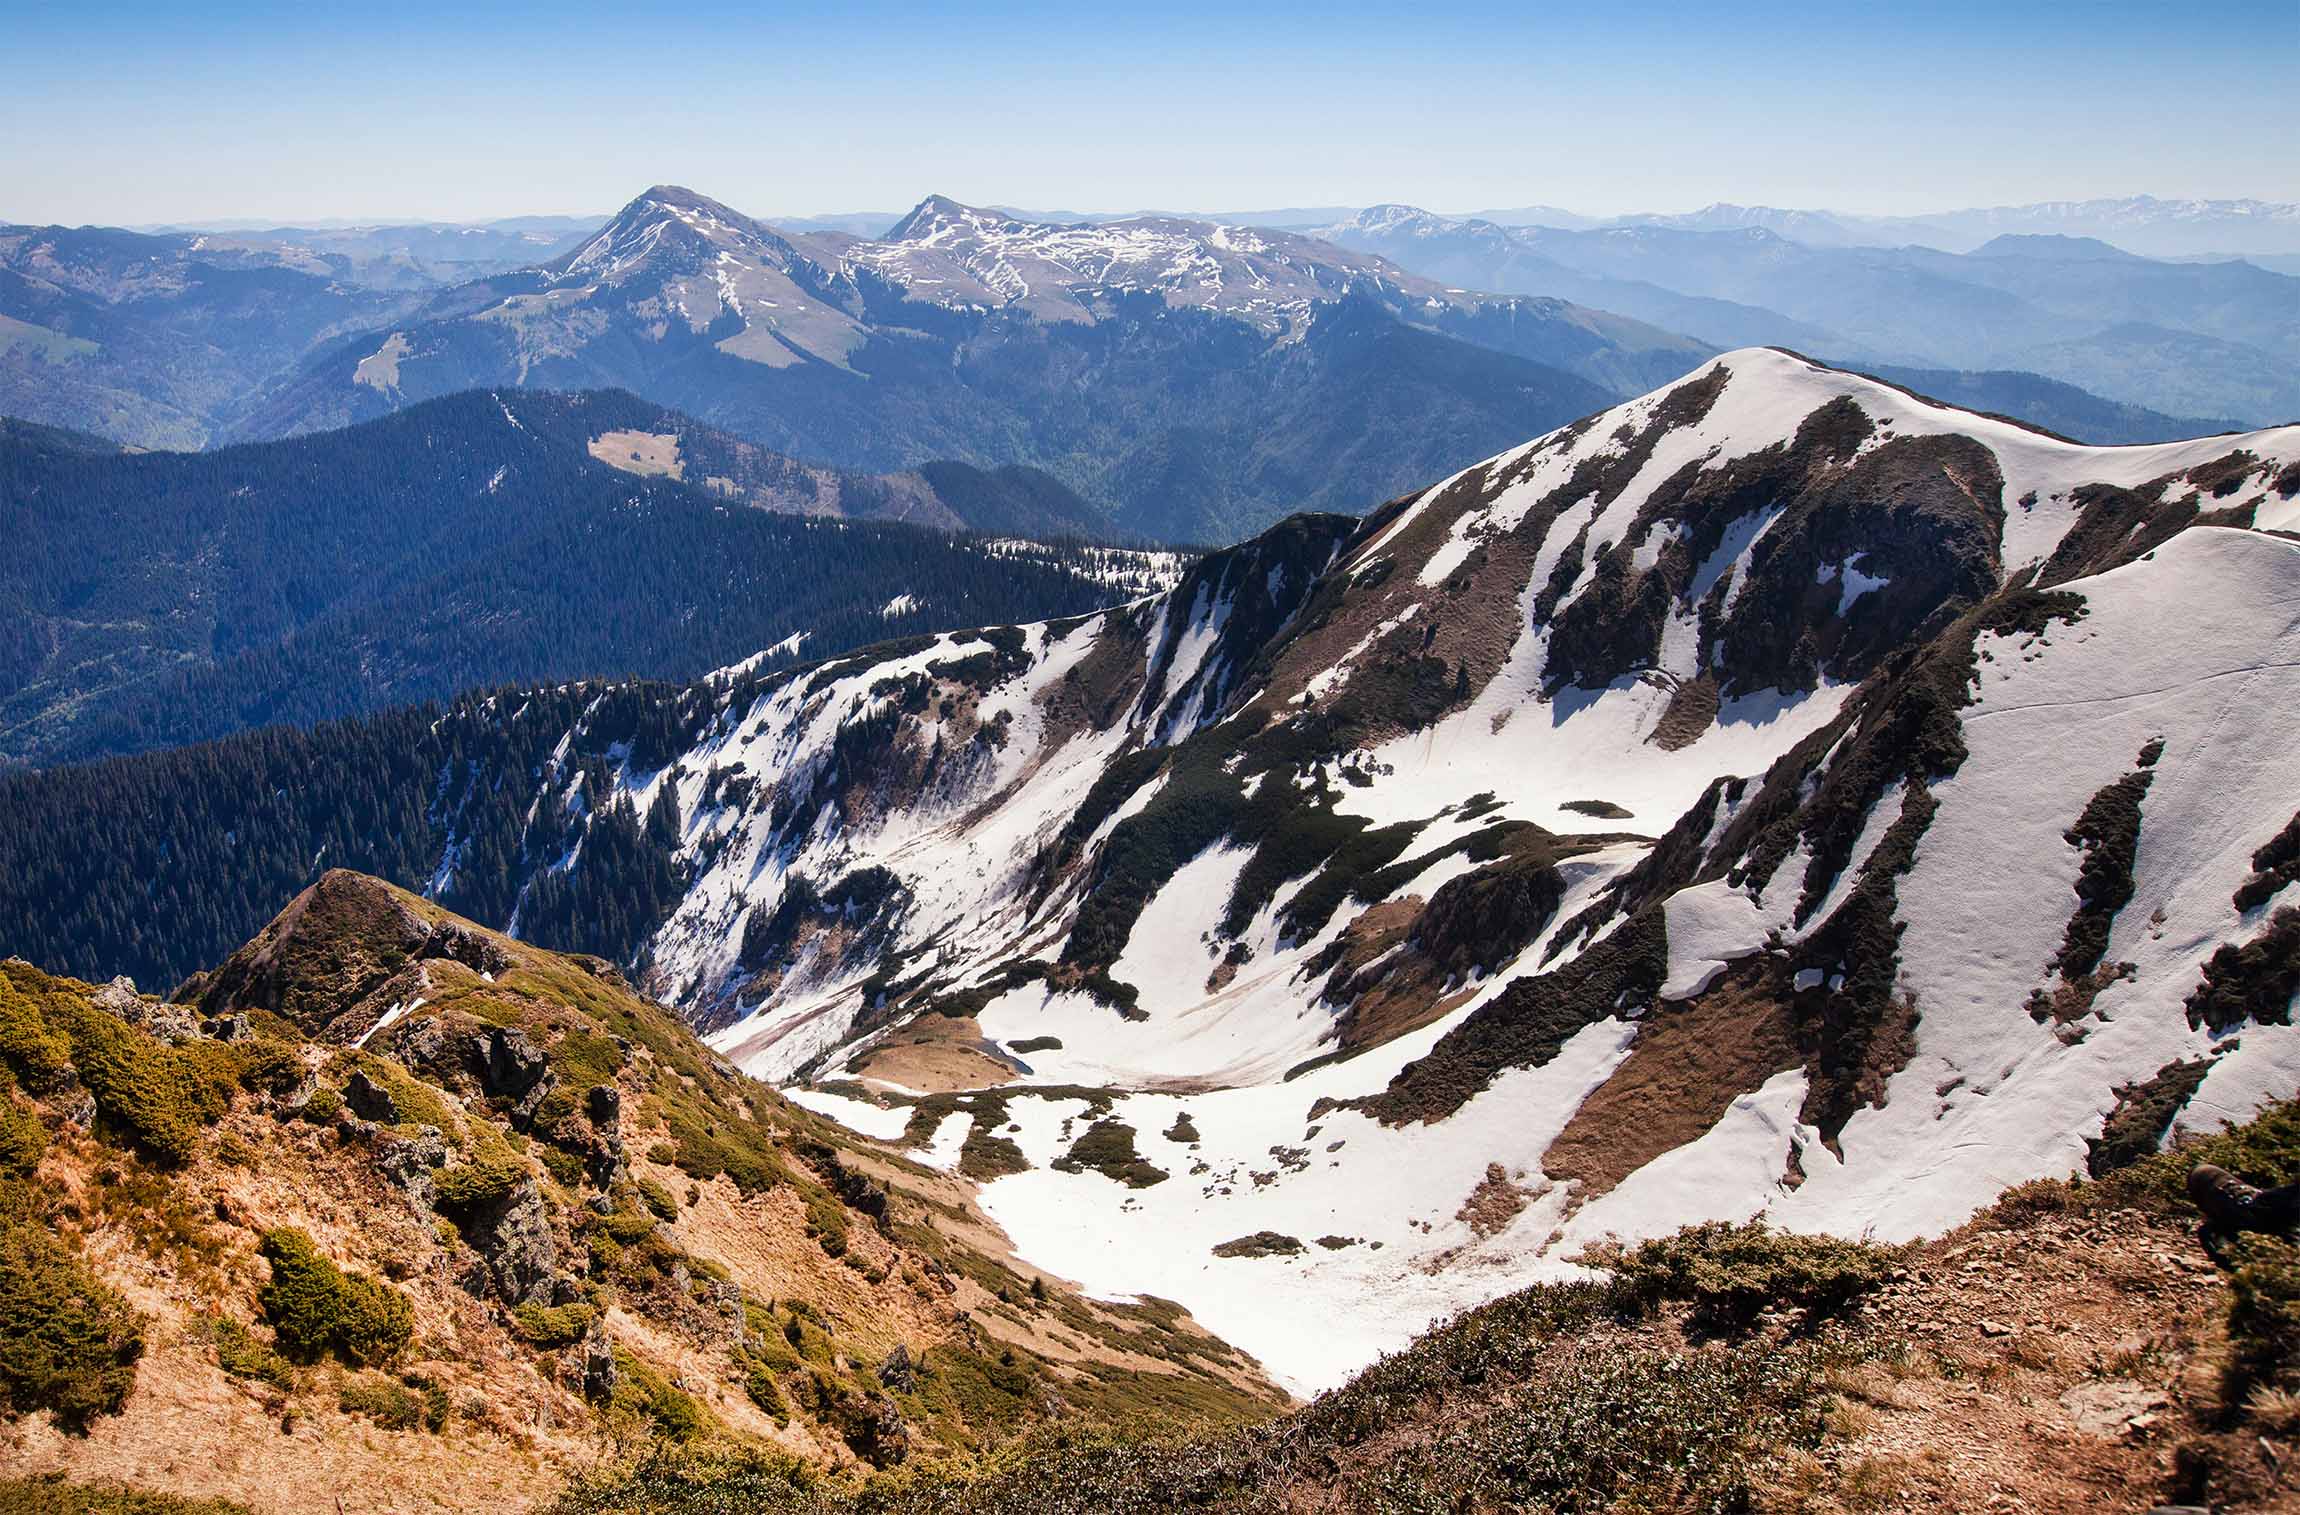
[
  {"left": 3, "top": 346, "right": 2299, "bottom": 1511},
  {"left": 9, "top": 349, "right": 2299, "bottom": 1406}
]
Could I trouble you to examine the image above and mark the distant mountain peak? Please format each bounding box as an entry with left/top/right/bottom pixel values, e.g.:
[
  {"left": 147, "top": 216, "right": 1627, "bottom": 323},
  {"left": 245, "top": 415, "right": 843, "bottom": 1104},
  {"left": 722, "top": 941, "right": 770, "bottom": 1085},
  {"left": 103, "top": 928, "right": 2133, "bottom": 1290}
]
[
  {"left": 884, "top": 193, "right": 1020, "bottom": 244},
  {"left": 1969, "top": 232, "right": 2143, "bottom": 261},
  {"left": 547, "top": 183, "right": 800, "bottom": 286},
  {"left": 1352, "top": 203, "right": 1442, "bottom": 232}
]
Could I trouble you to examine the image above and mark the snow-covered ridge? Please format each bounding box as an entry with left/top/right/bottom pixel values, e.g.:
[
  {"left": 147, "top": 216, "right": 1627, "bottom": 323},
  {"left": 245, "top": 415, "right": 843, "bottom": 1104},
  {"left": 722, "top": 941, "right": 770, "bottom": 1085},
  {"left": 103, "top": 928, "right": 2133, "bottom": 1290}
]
[
  {"left": 416, "top": 352, "right": 2300, "bottom": 1394},
  {"left": 848, "top": 193, "right": 1423, "bottom": 329}
]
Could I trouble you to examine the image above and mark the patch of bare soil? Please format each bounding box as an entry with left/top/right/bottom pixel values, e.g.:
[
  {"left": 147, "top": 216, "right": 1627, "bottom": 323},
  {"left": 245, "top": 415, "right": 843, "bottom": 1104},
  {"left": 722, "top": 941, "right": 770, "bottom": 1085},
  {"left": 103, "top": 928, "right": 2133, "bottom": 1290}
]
[
  {"left": 1543, "top": 966, "right": 1800, "bottom": 1199},
  {"left": 847, "top": 1016, "right": 1017, "bottom": 1094},
  {"left": 1649, "top": 669, "right": 1721, "bottom": 750}
]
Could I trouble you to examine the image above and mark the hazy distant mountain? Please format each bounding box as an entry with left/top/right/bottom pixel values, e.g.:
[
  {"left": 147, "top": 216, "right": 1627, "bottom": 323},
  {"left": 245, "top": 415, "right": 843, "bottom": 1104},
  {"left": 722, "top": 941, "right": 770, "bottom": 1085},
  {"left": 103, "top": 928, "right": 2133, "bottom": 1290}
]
[
  {"left": 154, "top": 217, "right": 601, "bottom": 287},
  {"left": 0, "top": 222, "right": 411, "bottom": 447},
  {"left": 1853, "top": 195, "right": 2300, "bottom": 258},
  {"left": 230, "top": 185, "right": 1709, "bottom": 542},
  {"left": 1319, "top": 206, "right": 2300, "bottom": 425}
]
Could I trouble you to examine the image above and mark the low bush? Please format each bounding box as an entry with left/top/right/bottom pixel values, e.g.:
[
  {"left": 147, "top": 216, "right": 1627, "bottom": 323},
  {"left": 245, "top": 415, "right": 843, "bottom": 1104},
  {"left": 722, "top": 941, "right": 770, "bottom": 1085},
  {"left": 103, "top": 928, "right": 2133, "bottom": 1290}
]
[
  {"left": 0, "top": 1095, "right": 46, "bottom": 1180},
  {"left": 430, "top": 1149, "right": 528, "bottom": 1212},
  {"left": 1587, "top": 1220, "right": 1901, "bottom": 1330},
  {"left": 338, "top": 1373, "right": 448, "bottom": 1432},
  {"left": 0, "top": 969, "right": 233, "bottom": 1165},
  {"left": 512, "top": 1302, "right": 598, "bottom": 1348},
  {"left": 637, "top": 1177, "right": 679, "bottom": 1221},
  {"left": 0, "top": 1219, "right": 146, "bottom": 1431},
  {"left": 611, "top": 1349, "right": 705, "bottom": 1442},
  {"left": 2225, "top": 1236, "right": 2300, "bottom": 1408},
  {"left": 256, "top": 1228, "right": 412, "bottom": 1367},
  {"left": 803, "top": 1192, "right": 848, "bottom": 1258},
  {"left": 292, "top": 1088, "right": 342, "bottom": 1125},
  {"left": 0, "top": 1480, "right": 257, "bottom": 1514},
  {"left": 206, "top": 1316, "right": 293, "bottom": 1389}
]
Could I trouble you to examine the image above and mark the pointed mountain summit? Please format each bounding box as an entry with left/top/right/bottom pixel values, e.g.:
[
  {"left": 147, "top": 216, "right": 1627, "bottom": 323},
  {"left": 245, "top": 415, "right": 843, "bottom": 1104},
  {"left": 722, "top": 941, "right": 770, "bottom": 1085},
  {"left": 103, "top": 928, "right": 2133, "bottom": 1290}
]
[
  {"left": 880, "top": 192, "right": 988, "bottom": 243},
  {"left": 546, "top": 182, "right": 807, "bottom": 284}
]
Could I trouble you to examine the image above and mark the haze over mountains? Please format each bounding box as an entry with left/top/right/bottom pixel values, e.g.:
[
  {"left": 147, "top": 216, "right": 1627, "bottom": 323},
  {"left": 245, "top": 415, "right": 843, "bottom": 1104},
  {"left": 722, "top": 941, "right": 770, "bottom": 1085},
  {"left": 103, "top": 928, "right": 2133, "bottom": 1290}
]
[
  {"left": 5, "top": 185, "right": 2289, "bottom": 548},
  {"left": 1318, "top": 208, "right": 2300, "bottom": 425}
]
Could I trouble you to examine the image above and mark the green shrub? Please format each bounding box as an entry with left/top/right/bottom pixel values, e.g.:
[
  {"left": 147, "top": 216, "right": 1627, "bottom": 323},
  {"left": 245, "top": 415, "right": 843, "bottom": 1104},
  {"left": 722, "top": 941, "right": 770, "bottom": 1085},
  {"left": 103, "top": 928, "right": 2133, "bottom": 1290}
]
[
  {"left": 292, "top": 1088, "right": 342, "bottom": 1125},
  {"left": 207, "top": 1316, "right": 293, "bottom": 1389},
  {"left": 0, "top": 969, "right": 75, "bottom": 1088},
  {"left": 0, "top": 978, "right": 234, "bottom": 1166},
  {"left": 511, "top": 1302, "right": 598, "bottom": 1348},
  {"left": 803, "top": 1192, "right": 849, "bottom": 1258},
  {"left": 596, "top": 1207, "right": 657, "bottom": 1244},
  {"left": 1588, "top": 1220, "right": 1901, "bottom": 1330},
  {"left": 430, "top": 1149, "right": 527, "bottom": 1212},
  {"left": 740, "top": 1353, "right": 790, "bottom": 1423},
  {"left": 229, "top": 1037, "right": 307, "bottom": 1096},
  {"left": 2226, "top": 1236, "right": 2300, "bottom": 1408},
  {"left": 611, "top": 1349, "right": 705, "bottom": 1441},
  {"left": 256, "top": 1228, "right": 412, "bottom": 1367},
  {"left": 338, "top": 1374, "right": 446, "bottom": 1432},
  {"left": 637, "top": 1177, "right": 679, "bottom": 1221},
  {"left": 0, "top": 1096, "right": 46, "bottom": 1180},
  {"left": 0, "top": 1479, "right": 258, "bottom": 1514},
  {"left": 0, "top": 1219, "right": 146, "bottom": 1430}
]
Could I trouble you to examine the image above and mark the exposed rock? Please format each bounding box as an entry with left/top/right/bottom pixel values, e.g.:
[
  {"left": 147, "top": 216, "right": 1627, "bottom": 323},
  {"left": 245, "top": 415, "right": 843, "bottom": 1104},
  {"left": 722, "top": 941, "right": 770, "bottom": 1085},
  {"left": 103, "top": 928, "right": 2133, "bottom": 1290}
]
[
  {"left": 97, "top": 976, "right": 200, "bottom": 1042},
  {"left": 581, "top": 1325, "right": 617, "bottom": 1402},
  {"left": 374, "top": 1128, "right": 450, "bottom": 1203},
  {"left": 343, "top": 1069, "right": 400, "bottom": 1124},
  {"left": 459, "top": 1179, "right": 560, "bottom": 1305},
  {"left": 879, "top": 1342, "right": 917, "bottom": 1394},
  {"left": 2061, "top": 1380, "right": 2168, "bottom": 1438},
  {"left": 485, "top": 1026, "right": 551, "bottom": 1097}
]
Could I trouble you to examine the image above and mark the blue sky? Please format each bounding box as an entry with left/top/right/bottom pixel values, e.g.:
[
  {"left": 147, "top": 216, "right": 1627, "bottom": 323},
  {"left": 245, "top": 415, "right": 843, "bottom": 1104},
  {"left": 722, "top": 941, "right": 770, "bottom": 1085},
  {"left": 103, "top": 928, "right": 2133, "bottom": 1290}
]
[{"left": 4, "top": 0, "right": 2294, "bottom": 225}]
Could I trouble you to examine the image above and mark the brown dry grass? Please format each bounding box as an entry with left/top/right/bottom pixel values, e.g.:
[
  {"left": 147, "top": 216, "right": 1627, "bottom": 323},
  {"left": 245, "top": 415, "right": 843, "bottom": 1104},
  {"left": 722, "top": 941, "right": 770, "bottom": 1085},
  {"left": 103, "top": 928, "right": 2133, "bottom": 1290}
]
[
  {"left": 1543, "top": 965, "right": 1800, "bottom": 1199},
  {"left": 588, "top": 430, "right": 685, "bottom": 480}
]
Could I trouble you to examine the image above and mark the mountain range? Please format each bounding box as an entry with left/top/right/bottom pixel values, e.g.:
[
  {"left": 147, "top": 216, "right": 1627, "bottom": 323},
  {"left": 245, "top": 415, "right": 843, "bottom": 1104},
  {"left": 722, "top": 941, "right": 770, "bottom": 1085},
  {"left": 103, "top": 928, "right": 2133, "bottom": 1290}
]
[
  {"left": 1418, "top": 194, "right": 2300, "bottom": 259},
  {"left": 224, "top": 186, "right": 1704, "bottom": 543},
  {"left": 1317, "top": 207, "right": 2300, "bottom": 425},
  {"left": 10, "top": 350, "right": 2296, "bottom": 1404},
  {"left": 17, "top": 185, "right": 2279, "bottom": 552}
]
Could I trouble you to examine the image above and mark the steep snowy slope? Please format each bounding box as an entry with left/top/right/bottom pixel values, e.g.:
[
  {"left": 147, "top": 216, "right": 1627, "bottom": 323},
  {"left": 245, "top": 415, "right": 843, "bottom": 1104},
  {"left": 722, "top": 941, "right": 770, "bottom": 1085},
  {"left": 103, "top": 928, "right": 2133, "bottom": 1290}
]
[
  {"left": 589, "top": 351, "right": 2292, "bottom": 1389},
  {"left": 25, "top": 350, "right": 2299, "bottom": 1394}
]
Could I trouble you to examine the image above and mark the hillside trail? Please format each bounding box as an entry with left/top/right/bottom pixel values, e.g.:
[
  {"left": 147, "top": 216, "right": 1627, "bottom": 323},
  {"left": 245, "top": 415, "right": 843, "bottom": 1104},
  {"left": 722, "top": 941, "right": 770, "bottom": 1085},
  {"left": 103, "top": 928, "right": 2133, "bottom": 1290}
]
[{"left": 1802, "top": 1200, "right": 2295, "bottom": 1513}]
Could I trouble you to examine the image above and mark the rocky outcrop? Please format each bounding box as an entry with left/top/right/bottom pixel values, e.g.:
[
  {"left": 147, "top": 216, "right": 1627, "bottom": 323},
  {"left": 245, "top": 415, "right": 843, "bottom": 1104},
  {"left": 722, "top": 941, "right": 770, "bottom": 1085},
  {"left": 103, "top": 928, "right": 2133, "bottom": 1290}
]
[{"left": 195, "top": 869, "right": 510, "bottom": 1038}]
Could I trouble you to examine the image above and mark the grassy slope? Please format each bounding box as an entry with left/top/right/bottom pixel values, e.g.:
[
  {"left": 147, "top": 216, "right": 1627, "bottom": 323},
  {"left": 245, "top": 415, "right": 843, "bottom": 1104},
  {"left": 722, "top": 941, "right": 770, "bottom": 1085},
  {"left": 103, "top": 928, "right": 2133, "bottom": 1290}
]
[
  {"left": 544, "top": 1105, "right": 2300, "bottom": 1514},
  {"left": 0, "top": 874, "right": 1275, "bottom": 1513}
]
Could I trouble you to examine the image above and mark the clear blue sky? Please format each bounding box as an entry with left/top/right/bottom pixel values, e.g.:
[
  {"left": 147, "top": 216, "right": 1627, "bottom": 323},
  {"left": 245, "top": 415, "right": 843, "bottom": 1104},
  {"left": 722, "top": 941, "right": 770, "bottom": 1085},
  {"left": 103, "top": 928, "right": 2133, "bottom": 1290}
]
[{"left": 4, "top": 0, "right": 2294, "bottom": 225}]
